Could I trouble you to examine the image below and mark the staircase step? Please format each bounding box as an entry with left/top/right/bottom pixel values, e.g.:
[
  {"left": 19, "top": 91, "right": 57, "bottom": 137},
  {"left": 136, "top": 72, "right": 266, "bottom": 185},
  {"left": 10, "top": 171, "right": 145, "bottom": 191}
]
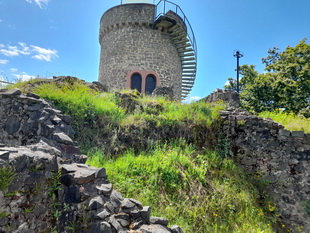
[
  {"left": 175, "top": 38, "right": 190, "bottom": 44},
  {"left": 181, "top": 57, "right": 195, "bottom": 61},
  {"left": 172, "top": 34, "right": 187, "bottom": 41},
  {"left": 182, "top": 75, "right": 195, "bottom": 78},
  {"left": 176, "top": 43, "right": 191, "bottom": 49},
  {"left": 168, "top": 25, "right": 180, "bottom": 32},
  {"left": 182, "top": 62, "right": 196, "bottom": 66},
  {"left": 182, "top": 70, "right": 196, "bottom": 74},
  {"left": 182, "top": 66, "right": 196, "bottom": 70},
  {"left": 180, "top": 53, "right": 195, "bottom": 57},
  {"left": 178, "top": 48, "right": 194, "bottom": 53},
  {"left": 170, "top": 28, "right": 185, "bottom": 36},
  {"left": 182, "top": 81, "right": 194, "bottom": 84},
  {"left": 182, "top": 77, "right": 195, "bottom": 81},
  {"left": 172, "top": 32, "right": 187, "bottom": 39},
  {"left": 182, "top": 85, "right": 193, "bottom": 89}
]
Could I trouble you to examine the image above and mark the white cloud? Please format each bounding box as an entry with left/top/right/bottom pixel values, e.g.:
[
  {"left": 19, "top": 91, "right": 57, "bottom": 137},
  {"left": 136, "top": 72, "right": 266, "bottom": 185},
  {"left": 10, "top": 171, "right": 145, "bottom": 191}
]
[
  {"left": 10, "top": 68, "right": 18, "bottom": 72},
  {"left": 0, "top": 59, "right": 9, "bottom": 65},
  {"left": 31, "top": 45, "right": 58, "bottom": 61},
  {"left": 26, "top": 0, "right": 50, "bottom": 9},
  {"left": 183, "top": 96, "right": 202, "bottom": 104},
  {"left": 0, "top": 42, "right": 58, "bottom": 61},
  {"left": 13, "top": 72, "right": 36, "bottom": 82}
]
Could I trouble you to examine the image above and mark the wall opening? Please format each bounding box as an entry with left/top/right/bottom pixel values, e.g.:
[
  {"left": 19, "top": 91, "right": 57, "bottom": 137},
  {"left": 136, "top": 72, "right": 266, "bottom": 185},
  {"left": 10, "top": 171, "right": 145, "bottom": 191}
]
[
  {"left": 130, "top": 73, "right": 142, "bottom": 93},
  {"left": 126, "top": 70, "right": 160, "bottom": 94},
  {"left": 145, "top": 74, "right": 157, "bottom": 94}
]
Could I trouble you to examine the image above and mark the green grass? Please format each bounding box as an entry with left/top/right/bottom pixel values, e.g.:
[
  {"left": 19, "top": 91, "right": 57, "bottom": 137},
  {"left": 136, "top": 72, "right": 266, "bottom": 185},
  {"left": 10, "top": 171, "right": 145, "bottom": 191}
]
[
  {"left": 0, "top": 166, "right": 15, "bottom": 191},
  {"left": 10, "top": 79, "right": 225, "bottom": 152},
  {"left": 87, "top": 142, "right": 276, "bottom": 233},
  {"left": 259, "top": 111, "right": 310, "bottom": 133}
]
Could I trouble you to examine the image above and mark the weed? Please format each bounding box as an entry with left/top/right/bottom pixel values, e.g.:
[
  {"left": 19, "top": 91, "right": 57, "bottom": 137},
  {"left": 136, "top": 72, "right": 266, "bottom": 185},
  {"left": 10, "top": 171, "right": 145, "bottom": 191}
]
[
  {"left": 0, "top": 166, "right": 15, "bottom": 191},
  {"left": 0, "top": 211, "right": 10, "bottom": 218},
  {"left": 305, "top": 200, "right": 310, "bottom": 216}
]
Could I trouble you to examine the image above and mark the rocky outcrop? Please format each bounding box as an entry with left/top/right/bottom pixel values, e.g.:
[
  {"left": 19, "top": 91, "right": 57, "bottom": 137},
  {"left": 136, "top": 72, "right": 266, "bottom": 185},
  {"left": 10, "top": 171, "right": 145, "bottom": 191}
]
[
  {"left": 220, "top": 107, "right": 310, "bottom": 232},
  {"left": 0, "top": 89, "right": 182, "bottom": 233},
  {"left": 204, "top": 89, "right": 240, "bottom": 108}
]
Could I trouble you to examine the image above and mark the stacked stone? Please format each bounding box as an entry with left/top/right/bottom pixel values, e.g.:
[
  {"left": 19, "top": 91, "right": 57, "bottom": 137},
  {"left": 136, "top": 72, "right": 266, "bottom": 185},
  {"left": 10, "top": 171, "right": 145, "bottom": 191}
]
[
  {"left": 220, "top": 107, "right": 310, "bottom": 232},
  {"left": 0, "top": 88, "right": 183, "bottom": 232},
  {"left": 204, "top": 89, "right": 240, "bottom": 108}
]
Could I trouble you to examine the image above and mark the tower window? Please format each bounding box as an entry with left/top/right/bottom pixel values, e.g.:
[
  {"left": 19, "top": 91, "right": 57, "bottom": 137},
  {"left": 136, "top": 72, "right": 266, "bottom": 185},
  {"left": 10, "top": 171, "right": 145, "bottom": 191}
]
[
  {"left": 126, "top": 70, "right": 160, "bottom": 95},
  {"left": 145, "top": 74, "right": 156, "bottom": 95},
  {"left": 130, "top": 73, "right": 142, "bottom": 93}
]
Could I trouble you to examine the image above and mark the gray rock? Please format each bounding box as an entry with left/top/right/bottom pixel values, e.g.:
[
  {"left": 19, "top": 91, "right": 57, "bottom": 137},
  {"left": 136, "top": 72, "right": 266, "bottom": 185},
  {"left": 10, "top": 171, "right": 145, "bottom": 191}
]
[
  {"left": 140, "top": 206, "right": 151, "bottom": 224},
  {"left": 89, "top": 196, "right": 105, "bottom": 210},
  {"left": 4, "top": 115, "right": 20, "bottom": 135},
  {"left": 52, "top": 132, "right": 74, "bottom": 145},
  {"left": 3, "top": 88, "right": 22, "bottom": 96},
  {"left": 291, "top": 131, "right": 304, "bottom": 138},
  {"left": 139, "top": 224, "right": 171, "bottom": 233},
  {"left": 97, "top": 209, "right": 111, "bottom": 220},
  {"left": 0, "top": 151, "right": 9, "bottom": 160},
  {"left": 90, "top": 221, "right": 113, "bottom": 233},
  {"left": 26, "top": 92, "right": 40, "bottom": 99},
  {"left": 97, "top": 183, "right": 113, "bottom": 195},
  {"left": 170, "top": 225, "right": 183, "bottom": 233},
  {"left": 150, "top": 216, "right": 169, "bottom": 226}
]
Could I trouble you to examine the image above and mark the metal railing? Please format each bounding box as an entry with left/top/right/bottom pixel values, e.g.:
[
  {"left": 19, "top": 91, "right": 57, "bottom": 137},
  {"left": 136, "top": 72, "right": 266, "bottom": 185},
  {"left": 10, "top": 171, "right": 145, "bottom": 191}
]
[{"left": 154, "top": 0, "right": 197, "bottom": 59}]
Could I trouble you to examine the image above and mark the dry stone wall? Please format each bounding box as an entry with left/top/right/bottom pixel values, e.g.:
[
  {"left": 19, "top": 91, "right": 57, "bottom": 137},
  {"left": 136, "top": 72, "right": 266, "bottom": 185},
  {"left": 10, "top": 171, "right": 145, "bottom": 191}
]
[
  {"left": 206, "top": 89, "right": 310, "bottom": 232},
  {"left": 0, "top": 89, "right": 183, "bottom": 233}
]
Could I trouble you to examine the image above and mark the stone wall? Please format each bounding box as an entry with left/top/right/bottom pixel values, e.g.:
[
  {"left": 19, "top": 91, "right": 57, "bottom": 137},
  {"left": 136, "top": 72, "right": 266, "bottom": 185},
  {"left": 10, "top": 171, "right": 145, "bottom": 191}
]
[
  {"left": 0, "top": 89, "right": 183, "bottom": 233},
  {"left": 98, "top": 4, "right": 183, "bottom": 99},
  {"left": 205, "top": 90, "right": 310, "bottom": 232}
]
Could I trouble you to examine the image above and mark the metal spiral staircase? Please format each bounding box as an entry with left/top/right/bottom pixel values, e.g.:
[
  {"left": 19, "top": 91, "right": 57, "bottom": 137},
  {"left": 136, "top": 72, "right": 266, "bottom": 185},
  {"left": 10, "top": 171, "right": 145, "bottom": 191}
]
[{"left": 154, "top": 0, "right": 197, "bottom": 99}]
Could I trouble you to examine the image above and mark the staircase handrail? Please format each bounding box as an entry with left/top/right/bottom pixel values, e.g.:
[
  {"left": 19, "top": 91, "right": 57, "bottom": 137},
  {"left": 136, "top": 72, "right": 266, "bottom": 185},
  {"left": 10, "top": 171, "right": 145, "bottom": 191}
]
[{"left": 154, "top": 0, "right": 197, "bottom": 60}]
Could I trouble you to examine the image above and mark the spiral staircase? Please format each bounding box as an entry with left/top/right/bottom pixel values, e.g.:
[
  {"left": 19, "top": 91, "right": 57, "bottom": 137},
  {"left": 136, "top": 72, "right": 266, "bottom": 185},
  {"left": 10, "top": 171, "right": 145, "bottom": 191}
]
[{"left": 154, "top": 0, "right": 197, "bottom": 100}]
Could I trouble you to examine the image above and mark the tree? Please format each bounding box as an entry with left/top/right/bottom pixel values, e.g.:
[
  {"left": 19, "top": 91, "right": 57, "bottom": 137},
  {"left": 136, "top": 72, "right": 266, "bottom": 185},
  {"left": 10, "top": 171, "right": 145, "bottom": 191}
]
[{"left": 225, "top": 39, "right": 310, "bottom": 115}]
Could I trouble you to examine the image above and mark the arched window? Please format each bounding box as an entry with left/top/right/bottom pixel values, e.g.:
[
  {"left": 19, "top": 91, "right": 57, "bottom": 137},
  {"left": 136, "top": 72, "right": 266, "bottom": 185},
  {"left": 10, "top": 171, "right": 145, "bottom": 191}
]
[
  {"left": 145, "top": 74, "right": 156, "bottom": 95},
  {"left": 130, "top": 73, "right": 142, "bottom": 93}
]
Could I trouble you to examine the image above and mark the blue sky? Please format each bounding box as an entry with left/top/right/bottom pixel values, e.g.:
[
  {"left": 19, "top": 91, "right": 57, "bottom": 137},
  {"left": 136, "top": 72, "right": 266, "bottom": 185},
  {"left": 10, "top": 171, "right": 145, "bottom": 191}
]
[{"left": 0, "top": 0, "right": 309, "bottom": 102}]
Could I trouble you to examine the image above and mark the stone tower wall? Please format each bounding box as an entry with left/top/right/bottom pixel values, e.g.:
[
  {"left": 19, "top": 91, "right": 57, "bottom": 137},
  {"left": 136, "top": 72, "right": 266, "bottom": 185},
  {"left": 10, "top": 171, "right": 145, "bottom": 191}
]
[{"left": 98, "top": 4, "right": 183, "bottom": 99}]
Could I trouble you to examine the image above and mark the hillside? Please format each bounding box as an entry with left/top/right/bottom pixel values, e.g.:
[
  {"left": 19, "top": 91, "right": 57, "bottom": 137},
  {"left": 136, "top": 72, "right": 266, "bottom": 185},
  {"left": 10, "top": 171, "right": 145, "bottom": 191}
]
[{"left": 1, "top": 76, "right": 309, "bottom": 233}]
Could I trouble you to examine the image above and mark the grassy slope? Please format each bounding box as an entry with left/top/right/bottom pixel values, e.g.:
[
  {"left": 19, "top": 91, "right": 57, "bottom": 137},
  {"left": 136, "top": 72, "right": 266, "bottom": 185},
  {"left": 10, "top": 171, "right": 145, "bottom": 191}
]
[
  {"left": 259, "top": 111, "right": 310, "bottom": 133},
  {"left": 11, "top": 79, "right": 282, "bottom": 232}
]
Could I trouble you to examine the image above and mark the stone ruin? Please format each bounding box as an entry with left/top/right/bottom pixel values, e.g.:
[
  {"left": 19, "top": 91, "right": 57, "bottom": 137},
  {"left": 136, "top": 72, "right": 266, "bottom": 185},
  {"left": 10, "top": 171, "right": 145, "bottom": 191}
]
[
  {"left": 206, "top": 89, "right": 310, "bottom": 232},
  {"left": 0, "top": 88, "right": 183, "bottom": 233}
]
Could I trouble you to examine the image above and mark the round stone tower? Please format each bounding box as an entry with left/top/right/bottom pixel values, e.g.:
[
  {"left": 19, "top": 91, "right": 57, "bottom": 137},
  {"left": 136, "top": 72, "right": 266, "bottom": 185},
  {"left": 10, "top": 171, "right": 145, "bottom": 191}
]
[{"left": 98, "top": 1, "right": 197, "bottom": 100}]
